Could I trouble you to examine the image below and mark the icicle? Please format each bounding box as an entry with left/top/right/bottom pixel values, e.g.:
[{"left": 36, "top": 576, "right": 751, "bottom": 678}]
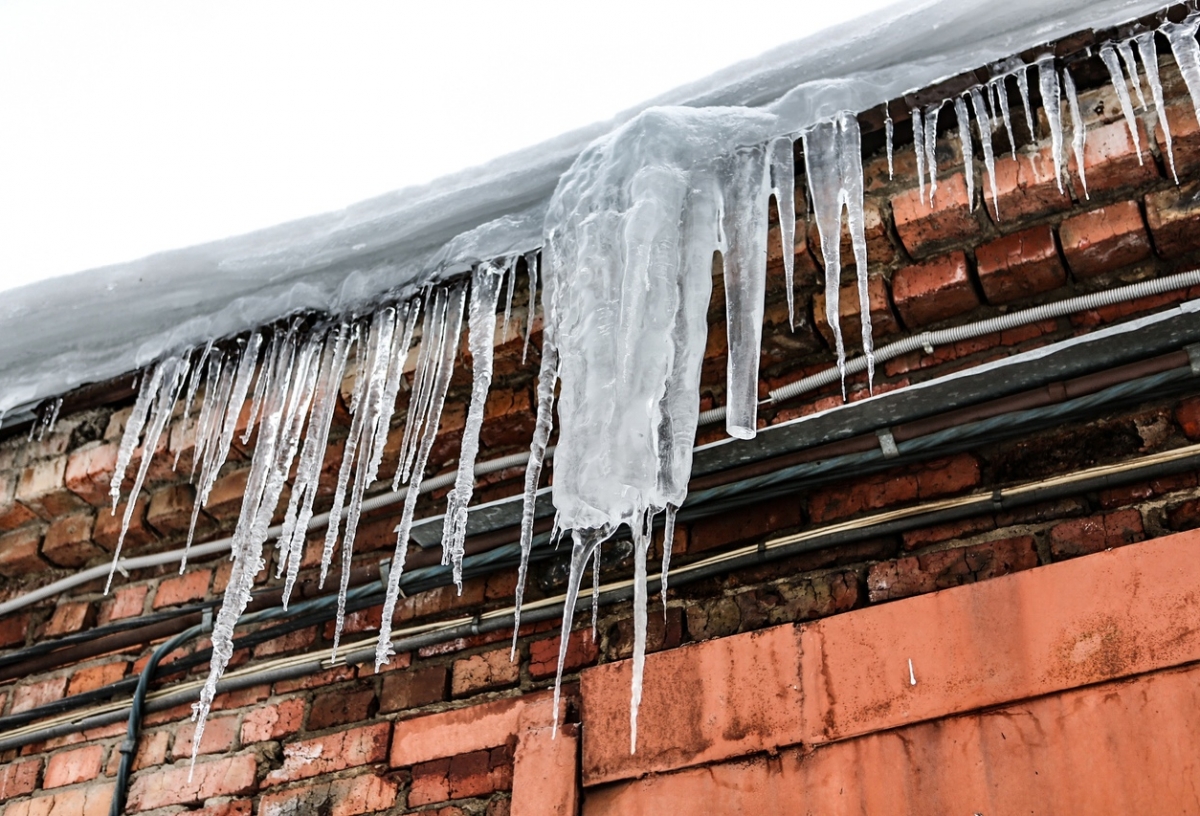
[
  {"left": 994, "top": 77, "right": 1018, "bottom": 158},
  {"left": 1100, "top": 44, "right": 1144, "bottom": 166},
  {"left": 912, "top": 107, "right": 927, "bottom": 204},
  {"left": 551, "top": 529, "right": 607, "bottom": 740},
  {"left": 377, "top": 282, "right": 467, "bottom": 670},
  {"left": 395, "top": 288, "right": 443, "bottom": 489},
  {"left": 1165, "top": 13, "right": 1200, "bottom": 131},
  {"left": 442, "top": 263, "right": 505, "bottom": 591},
  {"left": 1139, "top": 31, "right": 1178, "bottom": 184},
  {"left": 955, "top": 95, "right": 975, "bottom": 210},
  {"left": 769, "top": 136, "right": 797, "bottom": 330},
  {"left": 188, "top": 351, "right": 225, "bottom": 482},
  {"left": 110, "top": 365, "right": 164, "bottom": 511},
  {"left": 1036, "top": 56, "right": 1065, "bottom": 192},
  {"left": 1016, "top": 64, "right": 1037, "bottom": 142},
  {"left": 924, "top": 102, "right": 942, "bottom": 205},
  {"left": 804, "top": 112, "right": 873, "bottom": 393},
  {"left": 502, "top": 256, "right": 517, "bottom": 339},
  {"left": 884, "top": 106, "right": 894, "bottom": 180},
  {"left": 591, "top": 542, "right": 601, "bottom": 639},
  {"left": 660, "top": 504, "right": 677, "bottom": 614},
  {"left": 107, "top": 354, "right": 189, "bottom": 592},
  {"left": 627, "top": 514, "right": 650, "bottom": 752},
  {"left": 970, "top": 88, "right": 999, "bottom": 218},
  {"left": 1118, "top": 40, "right": 1148, "bottom": 111},
  {"left": 240, "top": 333, "right": 275, "bottom": 446},
  {"left": 174, "top": 343, "right": 210, "bottom": 469},
  {"left": 1063, "top": 67, "right": 1090, "bottom": 199},
  {"left": 511, "top": 343, "right": 559, "bottom": 660},
  {"left": 522, "top": 251, "right": 539, "bottom": 364}
]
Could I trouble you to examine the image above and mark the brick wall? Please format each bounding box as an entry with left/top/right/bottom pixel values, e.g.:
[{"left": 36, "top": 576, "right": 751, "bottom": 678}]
[{"left": 4, "top": 29, "right": 1200, "bottom": 816}]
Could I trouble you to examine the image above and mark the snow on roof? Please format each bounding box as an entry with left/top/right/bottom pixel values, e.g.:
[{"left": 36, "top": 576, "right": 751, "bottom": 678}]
[{"left": 0, "top": 0, "right": 1170, "bottom": 417}]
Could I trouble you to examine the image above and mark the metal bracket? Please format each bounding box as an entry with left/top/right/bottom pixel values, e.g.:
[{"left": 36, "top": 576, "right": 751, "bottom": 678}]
[
  {"left": 1186, "top": 343, "right": 1200, "bottom": 376},
  {"left": 201, "top": 607, "right": 213, "bottom": 633},
  {"left": 876, "top": 428, "right": 900, "bottom": 459}
]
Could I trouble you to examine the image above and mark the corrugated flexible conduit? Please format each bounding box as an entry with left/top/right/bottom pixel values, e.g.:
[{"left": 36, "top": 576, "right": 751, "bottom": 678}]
[
  {"left": 2, "top": 270, "right": 1198, "bottom": 618},
  {"left": 4, "top": 439, "right": 1200, "bottom": 754}
]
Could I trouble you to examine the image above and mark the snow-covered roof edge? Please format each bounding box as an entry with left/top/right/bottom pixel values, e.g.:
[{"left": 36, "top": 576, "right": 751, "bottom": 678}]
[{"left": 0, "top": 0, "right": 1172, "bottom": 417}]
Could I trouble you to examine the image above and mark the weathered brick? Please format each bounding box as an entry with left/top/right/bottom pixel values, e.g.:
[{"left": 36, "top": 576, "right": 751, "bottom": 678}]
[
  {"left": 479, "top": 387, "right": 538, "bottom": 449},
  {"left": 448, "top": 746, "right": 513, "bottom": 800},
  {"left": 258, "top": 773, "right": 399, "bottom": 816},
  {"left": 44, "top": 600, "right": 95, "bottom": 637},
  {"left": 409, "top": 757, "right": 452, "bottom": 807},
  {"left": 206, "top": 467, "right": 250, "bottom": 521},
  {"left": 0, "top": 471, "right": 38, "bottom": 531},
  {"left": 606, "top": 607, "right": 685, "bottom": 661},
  {"left": 985, "top": 145, "right": 1072, "bottom": 222},
  {"left": 1098, "top": 472, "right": 1196, "bottom": 509},
  {"left": 379, "top": 665, "right": 449, "bottom": 713},
  {"left": 890, "top": 250, "right": 980, "bottom": 328},
  {"left": 41, "top": 512, "right": 101, "bottom": 567},
  {"left": 64, "top": 441, "right": 121, "bottom": 507},
  {"left": 68, "top": 661, "right": 128, "bottom": 695},
  {"left": 867, "top": 535, "right": 1038, "bottom": 602},
  {"left": 812, "top": 274, "right": 898, "bottom": 349},
  {"left": 188, "top": 800, "right": 252, "bottom": 816},
  {"left": 891, "top": 172, "right": 978, "bottom": 259},
  {"left": 98, "top": 583, "right": 149, "bottom": 623},
  {"left": 808, "top": 455, "right": 979, "bottom": 525},
  {"left": 1049, "top": 508, "right": 1145, "bottom": 559},
  {"left": 0, "top": 758, "right": 42, "bottom": 799},
  {"left": 93, "top": 494, "right": 157, "bottom": 552},
  {"left": 17, "top": 456, "right": 89, "bottom": 520},
  {"left": 529, "top": 628, "right": 599, "bottom": 679},
  {"left": 1071, "top": 118, "right": 1158, "bottom": 198},
  {"left": 241, "top": 698, "right": 306, "bottom": 744},
  {"left": 172, "top": 714, "right": 239, "bottom": 759},
  {"left": 1059, "top": 201, "right": 1152, "bottom": 278},
  {"left": 395, "top": 580, "right": 487, "bottom": 624},
  {"left": 307, "top": 689, "right": 376, "bottom": 731},
  {"left": 901, "top": 515, "right": 996, "bottom": 551},
  {"left": 0, "top": 525, "right": 47, "bottom": 574},
  {"left": 0, "top": 612, "right": 30, "bottom": 648},
  {"left": 105, "top": 730, "right": 169, "bottom": 775},
  {"left": 689, "top": 494, "right": 803, "bottom": 554},
  {"left": 126, "top": 753, "right": 257, "bottom": 811},
  {"left": 451, "top": 648, "right": 520, "bottom": 697},
  {"left": 274, "top": 665, "right": 359, "bottom": 693},
  {"left": 263, "top": 723, "right": 391, "bottom": 786},
  {"left": 152, "top": 568, "right": 212, "bottom": 608},
  {"left": 1179, "top": 397, "right": 1200, "bottom": 439},
  {"left": 3, "top": 783, "right": 115, "bottom": 816},
  {"left": 1155, "top": 102, "right": 1200, "bottom": 178},
  {"left": 43, "top": 744, "right": 104, "bottom": 788},
  {"left": 253, "top": 627, "right": 316, "bottom": 658},
  {"left": 10, "top": 676, "right": 66, "bottom": 714},
  {"left": 806, "top": 199, "right": 895, "bottom": 271},
  {"left": 975, "top": 226, "right": 1066, "bottom": 304},
  {"left": 1145, "top": 179, "right": 1200, "bottom": 257},
  {"left": 147, "top": 483, "right": 203, "bottom": 536}
]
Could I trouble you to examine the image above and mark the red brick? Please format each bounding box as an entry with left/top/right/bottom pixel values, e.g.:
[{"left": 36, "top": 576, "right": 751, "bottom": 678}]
[
  {"left": 766, "top": 212, "right": 819, "bottom": 274},
  {"left": 0, "top": 471, "right": 38, "bottom": 531},
  {"left": 985, "top": 145, "right": 1072, "bottom": 222},
  {"left": 451, "top": 648, "right": 520, "bottom": 697},
  {"left": 1048, "top": 508, "right": 1145, "bottom": 560},
  {"left": 41, "top": 511, "right": 101, "bottom": 567},
  {"left": 1154, "top": 102, "right": 1200, "bottom": 179},
  {"left": 253, "top": 627, "right": 316, "bottom": 658},
  {"left": 0, "top": 758, "right": 41, "bottom": 799},
  {"left": 0, "top": 525, "right": 47, "bottom": 574},
  {"left": 241, "top": 698, "right": 306, "bottom": 744},
  {"left": 153, "top": 568, "right": 211, "bottom": 608},
  {"left": 379, "top": 664, "right": 449, "bottom": 712},
  {"left": 890, "top": 251, "right": 980, "bottom": 328},
  {"left": 126, "top": 753, "right": 257, "bottom": 811},
  {"left": 1145, "top": 179, "right": 1200, "bottom": 257},
  {"left": 307, "top": 689, "right": 376, "bottom": 731},
  {"left": 891, "top": 172, "right": 978, "bottom": 259},
  {"left": 1071, "top": 118, "right": 1158, "bottom": 198},
  {"left": 10, "top": 676, "right": 67, "bottom": 714},
  {"left": 806, "top": 199, "right": 895, "bottom": 272},
  {"left": 206, "top": 467, "right": 250, "bottom": 521},
  {"left": 689, "top": 494, "right": 803, "bottom": 554},
  {"left": 258, "top": 773, "right": 399, "bottom": 816},
  {"left": 64, "top": 441, "right": 121, "bottom": 507},
  {"left": 867, "top": 535, "right": 1038, "bottom": 602},
  {"left": 68, "top": 660, "right": 128, "bottom": 695},
  {"left": 1059, "top": 201, "right": 1152, "bottom": 278},
  {"left": 0, "top": 612, "right": 30, "bottom": 648},
  {"left": 3, "top": 783, "right": 115, "bottom": 816},
  {"left": 263, "top": 723, "right": 390, "bottom": 786},
  {"left": 1099, "top": 472, "right": 1196, "bottom": 509},
  {"left": 44, "top": 600, "right": 94, "bottom": 636},
  {"left": 105, "top": 730, "right": 169, "bottom": 774},
  {"left": 409, "top": 757, "right": 451, "bottom": 806},
  {"left": 99, "top": 583, "right": 149, "bottom": 623},
  {"left": 902, "top": 516, "right": 996, "bottom": 551},
  {"left": 395, "top": 580, "right": 487, "bottom": 624},
  {"left": 812, "top": 274, "right": 898, "bottom": 350},
  {"left": 479, "top": 387, "right": 538, "bottom": 449},
  {"left": 975, "top": 226, "right": 1066, "bottom": 304},
  {"left": 211, "top": 683, "right": 273, "bottom": 711},
  {"left": 530, "top": 628, "right": 599, "bottom": 679},
  {"left": 808, "top": 455, "right": 979, "bottom": 525},
  {"left": 172, "top": 714, "right": 239, "bottom": 759},
  {"left": 147, "top": 482, "right": 203, "bottom": 536},
  {"left": 189, "top": 801, "right": 253, "bottom": 816},
  {"left": 1180, "top": 398, "right": 1200, "bottom": 440},
  {"left": 606, "top": 607, "right": 685, "bottom": 661},
  {"left": 93, "top": 494, "right": 158, "bottom": 552},
  {"left": 274, "top": 664, "right": 358, "bottom": 693},
  {"left": 16, "top": 456, "right": 89, "bottom": 519},
  {"left": 43, "top": 744, "right": 104, "bottom": 788},
  {"left": 448, "top": 746, "right": 513, "bottom": 800}
]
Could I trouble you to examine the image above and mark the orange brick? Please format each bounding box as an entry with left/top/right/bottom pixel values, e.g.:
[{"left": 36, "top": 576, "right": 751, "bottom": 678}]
[
  {"left": 43, "top": 744, "right": 105, "bottom": 788},
  {"left": 1145, "top": 179, "right": 1200, "bottom": 258},
  {"left": 16, "top": 456, "right": 89, "bottom": 520},
  {"left": 3, "top": 782, "right": 115, "bottom": 816},
  {"left": 153, "top": 568, "right": 211, "bottom": 608},
  {"left": 1059, "top": 201, "right": 1152, "bottom": 278},
  {"left": 41, "top": 512, "right": 101, "bottom": 567},
  {"left": 240, "top": 698, "right": 306, "bottom": 744},
  {"left": 812, "top": 274, "right": 898, "bottom": 350},
  {"left": 263, "top": 723, "right": 390, "bottom": 786},
  {"left": 1070, "top": 118, "right": 1159, "bottom": 198},
  {"left": 0, "top": 471, "right": 38, "bottom": 531},
  {"left": 452, "top": 648, "right": 520, "bottom": 697},
  {"left": 64, "top": 441, "right": 121, "bottom": 507},
  {"left": 258, "top": 773, "right": 398, "bottom": 816},
  {"left": 147, "top": 483, "right": 202, "bottom": 536},
  {"left": 891, "top": 251, "right": 979, "bottom": 328},
  {"left": 92, "top": 494, "right": 158, "bottom": 552},
  {"left": 0, "top": 526, "right": 46, "bottom": 574},
  {"left": 98, "top": 583, "right": 149, "bottom": 623},
  {"left": 975, "top": 226, "right": 1066, "bottom": 304},
  {"left": 172, "top": 714, "right": 239, "bottom": 759},
  {"left": 891, "top": 173, "right": 978, "bottom": 259},
  {"left": 0, "top": 758, "right": 41, "bottom": 799},
  {"left": 68, "top": 661, "right": 128, "bottom": 695},
  {"left": 10, "top": 676, "right": 66, "bottom": 715},
  {"left": 985, "top": 145, "right": 1072, "bottom": 222},
  {"left": 44, "top": 600, "right": 95, "bottom": 636},
  {"left": 126, "top": 754, "right": 257, "bottom": 811}
]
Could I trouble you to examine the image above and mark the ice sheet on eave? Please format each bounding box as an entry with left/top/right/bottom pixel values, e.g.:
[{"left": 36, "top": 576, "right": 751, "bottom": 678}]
[{"left": 0, "top": 0, "right": 1172, "bottom": 415}]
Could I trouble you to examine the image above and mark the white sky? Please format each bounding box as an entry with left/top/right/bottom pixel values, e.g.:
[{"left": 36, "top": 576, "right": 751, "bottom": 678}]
[{"left": 0, "top": 0, "right": 897, "bottom": 294}]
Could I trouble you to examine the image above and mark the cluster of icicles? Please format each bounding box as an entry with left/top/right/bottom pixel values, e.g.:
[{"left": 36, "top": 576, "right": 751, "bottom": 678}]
[{"left": 96, "top": 12, "right": 1200, "bottom": 764}]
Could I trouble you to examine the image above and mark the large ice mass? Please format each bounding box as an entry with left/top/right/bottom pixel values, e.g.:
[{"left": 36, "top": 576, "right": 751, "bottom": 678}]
[{"left": 7, "top": 0, "right": 1198, "bottom": 763}]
